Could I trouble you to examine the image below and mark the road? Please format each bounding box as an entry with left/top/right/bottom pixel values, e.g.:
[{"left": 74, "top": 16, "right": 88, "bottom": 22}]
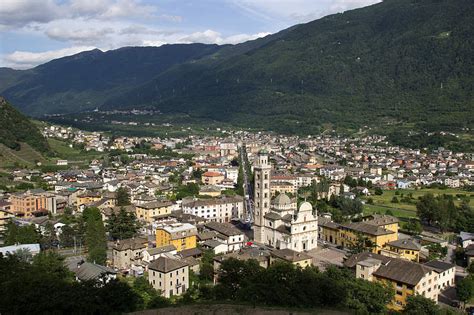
[{"left": 239, "top": 146, "right": 254, "bottom": 224}]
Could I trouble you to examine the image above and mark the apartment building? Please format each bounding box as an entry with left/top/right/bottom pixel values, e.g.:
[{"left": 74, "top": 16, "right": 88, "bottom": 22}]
[
  {"left": 136, "top": 201, "right": 173, "bottom": 223},
  {"left": 148, "top": 257, "right": 189, "bottom": 298},
  {"left": 155, "top": 222, "right": 197, "bottom": 251},
  {"left": 181, "top": 196, "right": 244, "bottom": 223}
]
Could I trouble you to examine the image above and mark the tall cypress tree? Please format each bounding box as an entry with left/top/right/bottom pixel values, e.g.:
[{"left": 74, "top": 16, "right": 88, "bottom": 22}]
[{"left": 84, "top": 207, "right": 107, "bottom": 265}]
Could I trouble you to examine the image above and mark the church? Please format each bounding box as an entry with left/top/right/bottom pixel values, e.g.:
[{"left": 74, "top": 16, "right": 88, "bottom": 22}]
[{"left": 253, "top": 150, "right": 318, "bottom": 252}]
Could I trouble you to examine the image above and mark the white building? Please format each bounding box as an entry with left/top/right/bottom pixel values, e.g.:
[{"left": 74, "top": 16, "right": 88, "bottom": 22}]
[
  {"left": 424, "top": 260, "right": 456, "bottom": 291},
  {"left": 181, "top": 196, "right": 244, "bottom": 223},
  {"left": 253, "top": 150, "right": 318, "bottom": 252},
  {"left": 204, "top": 221, "right": 245, "bottom": 252},
  {"left": 148, "top": 257, "right": 189, "bottom": 298}
]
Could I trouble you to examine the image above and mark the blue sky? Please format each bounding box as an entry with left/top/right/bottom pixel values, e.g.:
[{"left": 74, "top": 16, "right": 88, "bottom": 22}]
[{"left": 0, "top": 0, "right": 380, "bottom": 69}]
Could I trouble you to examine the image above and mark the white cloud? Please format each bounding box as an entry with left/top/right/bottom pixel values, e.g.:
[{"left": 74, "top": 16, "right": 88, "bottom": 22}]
[
  {"left": 2, "top": 46, "right": 97, "bottom": 69},
  {"left": 0, "top": 0, "right": 162, "bottom": 29},
  {"left": 179, "top": 30, "right": 270, "bottom": 45},
  {"left": 230, "top": 0, "right": 381, "bottom": 23},
  {"left": 0, "top": 0, "right": 63, "bottom": 28},
  {"left": 46, "top": 27, "right": 115, "bottom": 42}
]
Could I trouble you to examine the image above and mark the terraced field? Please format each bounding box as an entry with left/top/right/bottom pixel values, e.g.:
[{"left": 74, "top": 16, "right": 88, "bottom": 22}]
[{"left": 0, "top": 143, "right": 46, "bottom": 167}]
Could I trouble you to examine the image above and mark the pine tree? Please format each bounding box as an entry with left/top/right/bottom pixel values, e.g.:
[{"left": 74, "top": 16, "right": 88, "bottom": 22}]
[{"left": 107, "top": 207, "right": 140, "bottom": 240}]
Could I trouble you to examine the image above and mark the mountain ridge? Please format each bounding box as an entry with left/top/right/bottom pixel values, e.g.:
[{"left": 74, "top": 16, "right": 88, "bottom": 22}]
[{"left": 1, "top": 0, "right": 473, "bottom": 134}]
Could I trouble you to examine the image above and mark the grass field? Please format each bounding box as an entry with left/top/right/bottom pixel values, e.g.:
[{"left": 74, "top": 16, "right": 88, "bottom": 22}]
[
  {"left": 363, "top": 188, "right": 474, "bottom": 219},
  {"left": 48, "top": 138, "right": 103, "bottom": 164},
  {"left": 0, "top": 143, "right": 46, "bottom": 168}
]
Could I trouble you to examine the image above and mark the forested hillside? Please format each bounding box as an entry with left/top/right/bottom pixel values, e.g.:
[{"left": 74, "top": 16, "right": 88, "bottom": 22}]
[
  {"left": 1, "top": 0, "right": 473, "bottom": 134},
  {"left": 0, "top": 97, "right": 50, "bottom": 153}
]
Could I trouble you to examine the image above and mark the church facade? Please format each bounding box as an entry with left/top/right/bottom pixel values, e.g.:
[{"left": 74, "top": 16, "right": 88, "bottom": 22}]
[{"left": 253, "top": 150, "right": 318, "bottom": 252}]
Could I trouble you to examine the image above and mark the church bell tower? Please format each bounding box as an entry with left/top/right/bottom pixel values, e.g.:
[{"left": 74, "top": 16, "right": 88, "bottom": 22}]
[{"left": 253, "top": 149, "right": 271, "bottom": 243}]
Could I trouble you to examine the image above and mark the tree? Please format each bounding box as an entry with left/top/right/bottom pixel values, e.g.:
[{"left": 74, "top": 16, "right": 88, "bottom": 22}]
[
  {"left": 391, "top": 196, "right": 399, "bottom": 203},
  {"left": 4, "top": 221, "right": 40, "bottom": 245},
  {"left": 403, "top": 295, "right": 440, "bottom": 315},
  {"left": 84, "top": 207, "right": 107, "bottom": 265},
  {"left": 59, "top": 224, "right": 77, "bottom": 248},
  {"left": 374, "top": 187, "right": 383, "bottom": 195},
  {"left": 106, "top": 207, "right": 140, "bottom": 240},
  {"left": 116, "top": 187, "right": 131, "bottom": 206},
  {"left": 457, "top": 275, "right": 474, "bottom": 304},
  {"left": 350, "top": 236, "right": 376, "bottom": 254},
  {"left": 40, "top": 222, "right": 58, "bottom": 249},
  {"left": 405, "top": 219, "right": 423, "bottom": 235}
]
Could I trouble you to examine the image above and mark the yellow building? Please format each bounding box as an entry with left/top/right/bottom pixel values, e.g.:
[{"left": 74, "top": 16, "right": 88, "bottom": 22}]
[
  {"left": 76, "top": 191, "right": 102, "bottom": 209},
  {"left": 372, "top": 259, "right": 438, "bottom": 310},
  {"left": 270, "top": 182, "right": 296, "bottom": 197},
  {"left": 156, "top": 223, "right": 197, "bottom": 252},
  {"left": 0, "top": 208, "right": 14, "bottom": 234},
  {"left": 346, "top": 252, "right": 439, "bottom": 311},
  {"left": 136, "top": 201, "right": 173, "bottom": 223},
  {"left": 270, "top": 248, "right": 313, "bottom": 268},
  {"left": 319, "top": 217, "right": 340, "bottom": 244},
  {"left": 380, "top": 239, "right": 421, "bottom": 262},
  {"left": 338, "top": 222, "right": 398, "bottom": 253},
  {"left": 361, "top": 214, "right": 399, "bottom": 234},
  {"left": 320, "top": 215, "right": 399, "bottom": 254}
]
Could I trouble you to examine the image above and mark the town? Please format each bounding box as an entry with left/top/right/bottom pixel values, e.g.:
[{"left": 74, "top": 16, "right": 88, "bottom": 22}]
[{"left": 1, "top": 122, "right": 473, "bottom": 314}]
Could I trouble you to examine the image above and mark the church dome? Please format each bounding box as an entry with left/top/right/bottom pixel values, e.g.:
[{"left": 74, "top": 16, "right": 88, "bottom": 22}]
[
  {"left": 273, "top": 193, "right": 291, "bottom": 207},
  {"left": 298, "top": 201, "right": 313, "bottom": 212}
]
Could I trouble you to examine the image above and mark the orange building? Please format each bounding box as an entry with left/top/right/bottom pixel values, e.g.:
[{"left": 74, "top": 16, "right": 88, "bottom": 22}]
[
  {"left": 201, "top": 171, "right": 225, "bottom": 185},
  {"left": 10, "top": 192, "right": 57, "bottom": 217}
]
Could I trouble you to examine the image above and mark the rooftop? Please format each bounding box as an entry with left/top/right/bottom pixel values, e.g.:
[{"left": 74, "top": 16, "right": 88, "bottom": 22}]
[{"left": 148, "top": 257, "right": 188, "bottom": 273}]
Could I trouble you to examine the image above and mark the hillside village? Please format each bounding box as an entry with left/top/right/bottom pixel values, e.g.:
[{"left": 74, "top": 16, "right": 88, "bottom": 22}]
[{"left": 1, "top": 123, "right": 474, "bottom": 313}]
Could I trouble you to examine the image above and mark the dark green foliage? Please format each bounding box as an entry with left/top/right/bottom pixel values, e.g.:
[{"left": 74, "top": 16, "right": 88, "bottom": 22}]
[
  {"left": 106, "top": 207, "right": 140, "bottom": 240},
  {"left": 374, "top": 187, "right": 384, "bottom": 195},
  {"left": 59, "top": 224, "right": 77, "bottom": 248},
  {"left": 457, "top": 275, "right": 474, "bottom": 303},
  {"left": 329, "top": 195, "right": 363, "bottom": 217},
  {"left": 40, "top": 221, "right": 59, "bottom": 250},
  {"left": 211, "top": 259, "right": 392, "bottom": 312},
  {"left": 403, "top": 295, "right": 440, "bottom": 315},
  {"left": 426, "top": 243, "right": 448, "bottom": 261},
  {"left": 417, "top": 194, "right": 474, "bottom": 232},
  {"left": 0, "top": 97, "right": 50, "bottom": 153},
  {"left": 405, "top": 218, "right": 423, "bottom": 235},
  {"left": 3, "top": 1, "right": 474, "bottom": 134},
  {"left": 116, "top": 187, "right": 131, "bottom": 206},
  {"left": 175, "top": 183, "right": 200, "bottom": 200},
  {"left": 0, "top": 252, "right": 142, "bottom": 314},
  {"left": 84, "top": 207, "right": 107, "bottom": 265},
  {"left": 3, "top": 221, "right": 41, "bottom": 245}
]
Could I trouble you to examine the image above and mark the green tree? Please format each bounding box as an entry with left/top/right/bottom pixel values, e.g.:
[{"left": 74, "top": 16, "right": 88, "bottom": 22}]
[
  {"left": 4, "top": 221, "right": 40, "bottom": 245},
  {"left": 59, "top": 224, "right": 77, "bottom": 248},
  {"left": 457, "top": 275, "right": 474, "bottom": 304},
  {"left": 405, "top": 219, "right": 423, "bottom": 235},
  {"left": 116, "top": 187, "right": 131, "bottom": 206},
  {"left": 106, "top": 207, "right": 140, "bottom": 240},
  {"left": 403, "top": 294, "right": 440, "bottom": 315},
  {"left": 40, "top": 222, "right": 58, "bottom": 249},
  {"left": 84, "top": 207, "right": 107, "bottom": 265},
  {"left": 374, "top": 187, "right": 383, "bottom": 195}
]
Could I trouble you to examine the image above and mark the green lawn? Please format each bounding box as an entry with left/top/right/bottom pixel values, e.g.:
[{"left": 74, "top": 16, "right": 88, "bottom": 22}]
[
  {"left": 363, "top": 204, "right": 417, "bottom": 219},
  {"left": 48, "top": 138, "right": 103, "bottom": 163},
  {"left": 363, "top": 188, "right": 473, "bottom": 219}
]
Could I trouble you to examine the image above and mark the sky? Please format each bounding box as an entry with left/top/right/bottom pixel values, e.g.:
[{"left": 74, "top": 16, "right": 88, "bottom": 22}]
[{"left": 0, "top": 0, "right": 381, "bottom": 69}]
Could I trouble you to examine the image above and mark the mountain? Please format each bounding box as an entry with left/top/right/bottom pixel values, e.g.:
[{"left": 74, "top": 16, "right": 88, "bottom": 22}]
[
  {"left": 0, "top": 96, "right": 50, "bottom": 153},
  {"left": 1, "top": 0, "right": 474, "bottom": 134}
]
